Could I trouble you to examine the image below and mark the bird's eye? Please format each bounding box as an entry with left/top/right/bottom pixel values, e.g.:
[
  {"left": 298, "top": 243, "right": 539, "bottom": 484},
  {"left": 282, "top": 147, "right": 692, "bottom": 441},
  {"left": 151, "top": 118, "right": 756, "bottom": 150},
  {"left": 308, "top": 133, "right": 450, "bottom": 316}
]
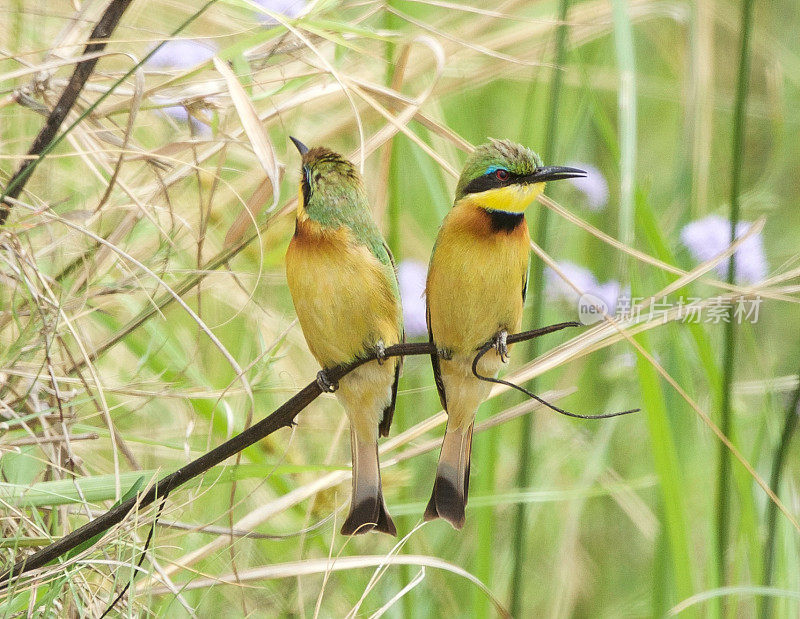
[{"left": 495, "top": 169, "right": 509, "bottom": 181}]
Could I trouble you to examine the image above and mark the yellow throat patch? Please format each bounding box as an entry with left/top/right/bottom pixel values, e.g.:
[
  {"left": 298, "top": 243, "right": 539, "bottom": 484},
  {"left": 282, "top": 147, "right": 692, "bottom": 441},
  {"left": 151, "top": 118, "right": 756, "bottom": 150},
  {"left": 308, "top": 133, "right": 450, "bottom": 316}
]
[
  {"left": 472, "top": 182, "right": 545, "bottom": 213},
  {"left": 296, "top": 185, "right": 308, "bottom": 221}
]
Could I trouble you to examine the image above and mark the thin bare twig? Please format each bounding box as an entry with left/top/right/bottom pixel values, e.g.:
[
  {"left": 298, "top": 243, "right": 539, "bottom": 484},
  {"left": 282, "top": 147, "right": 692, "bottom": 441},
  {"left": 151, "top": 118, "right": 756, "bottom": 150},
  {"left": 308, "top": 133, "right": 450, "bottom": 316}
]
[
  {"left": 0, "top": 0, "right": 220, "bottom": 224},
  {"left": 471, "top": 323, "right": 640, "bottom": 419},
  {"left": 0, "top": 0, "right": 135, "bottom": 224}
]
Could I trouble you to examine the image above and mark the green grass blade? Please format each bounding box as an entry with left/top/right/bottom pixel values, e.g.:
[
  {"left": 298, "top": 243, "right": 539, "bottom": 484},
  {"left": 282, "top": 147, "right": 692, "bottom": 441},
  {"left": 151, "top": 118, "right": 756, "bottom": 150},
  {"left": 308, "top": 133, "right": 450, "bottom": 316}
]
[
  {"left": 635, "top": 331, "right": 695, "bottom": 607},
  {"left": 509, "top": 2, "right": 570, "bottom": 615},
  {"left": 717, "top": 0, "right": 756, "bottom": 601}
]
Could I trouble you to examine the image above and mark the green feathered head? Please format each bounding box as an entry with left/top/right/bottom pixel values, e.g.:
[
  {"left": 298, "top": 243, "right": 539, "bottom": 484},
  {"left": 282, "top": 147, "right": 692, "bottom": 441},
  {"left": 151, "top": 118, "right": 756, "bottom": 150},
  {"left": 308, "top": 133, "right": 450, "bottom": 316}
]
[
  {"left": 290, "top": 138, "right": 365, "bottom": 215},
  {"left": 289, "top": 137, "right": 391, "bottom": 264},
  {"left": 454, "top": 139, "right": 585, "bottom": 204}
]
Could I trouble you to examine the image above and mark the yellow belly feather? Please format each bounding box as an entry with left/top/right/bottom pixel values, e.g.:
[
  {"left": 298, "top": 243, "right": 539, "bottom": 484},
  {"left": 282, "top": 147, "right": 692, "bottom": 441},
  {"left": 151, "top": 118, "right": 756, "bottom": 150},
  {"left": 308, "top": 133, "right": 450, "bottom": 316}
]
[
  {"left": 286, "top": 219, "right": 401, "bottom": 369},
  {"left": 286, "top": 218, "right": 402, "bottom": 441},
  {"left": 426, "top": 198, "right": 531, "bottom": 429}
]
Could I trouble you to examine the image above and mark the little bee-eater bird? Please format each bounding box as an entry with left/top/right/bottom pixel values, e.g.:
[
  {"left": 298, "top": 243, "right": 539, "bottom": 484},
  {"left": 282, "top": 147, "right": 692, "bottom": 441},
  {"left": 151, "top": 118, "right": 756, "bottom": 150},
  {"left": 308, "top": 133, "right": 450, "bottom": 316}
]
[
  {"left": 285, "top": 138, "right": 403, "bottom": 536},
  {"left": 425, "top": 139, "right": 585, "bottom": 528}
]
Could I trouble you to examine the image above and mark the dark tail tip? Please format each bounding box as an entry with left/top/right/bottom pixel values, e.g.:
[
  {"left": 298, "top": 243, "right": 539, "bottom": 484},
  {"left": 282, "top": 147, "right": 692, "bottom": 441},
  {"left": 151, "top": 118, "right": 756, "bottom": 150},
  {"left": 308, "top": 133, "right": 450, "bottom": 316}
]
[
  {"left": 340, "top": 495, "right": 397, "bottom": 536},
  {"left": 289, "top": 135, "right": 309, "bottom": 155},
  {"left": 424, "top": 475, "right": 465, "bottom": 529},
  {"left": 376, "top": 500, "right": 397, "bottom": 536},
  {"left": 424, "top": 494, "right": 440, "bottom": 522}
]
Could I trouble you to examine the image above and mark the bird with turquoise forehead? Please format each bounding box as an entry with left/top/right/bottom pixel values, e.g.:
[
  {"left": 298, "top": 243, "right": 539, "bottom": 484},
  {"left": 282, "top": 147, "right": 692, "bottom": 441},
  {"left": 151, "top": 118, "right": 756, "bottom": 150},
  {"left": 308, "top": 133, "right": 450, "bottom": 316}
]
[{"left": 424, "top": 139, "right": 585, "bottom": 528}]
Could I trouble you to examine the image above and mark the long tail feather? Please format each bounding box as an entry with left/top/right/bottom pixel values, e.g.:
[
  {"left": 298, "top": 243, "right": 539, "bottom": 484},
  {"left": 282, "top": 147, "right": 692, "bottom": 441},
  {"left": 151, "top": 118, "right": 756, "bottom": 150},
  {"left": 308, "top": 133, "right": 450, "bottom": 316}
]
[
  {"left": 424, "top": 422, "right": 474, "bottom": 529},
  {"left": 341, "top": 428, "right": 396, "bottom": 536}
]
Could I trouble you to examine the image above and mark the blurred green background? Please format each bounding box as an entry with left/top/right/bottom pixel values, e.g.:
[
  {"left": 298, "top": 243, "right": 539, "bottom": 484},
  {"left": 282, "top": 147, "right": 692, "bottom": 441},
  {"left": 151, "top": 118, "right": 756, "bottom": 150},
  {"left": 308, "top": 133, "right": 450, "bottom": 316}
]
[{"left": 1, "top": 0, "right": 799, "bottom": 616}]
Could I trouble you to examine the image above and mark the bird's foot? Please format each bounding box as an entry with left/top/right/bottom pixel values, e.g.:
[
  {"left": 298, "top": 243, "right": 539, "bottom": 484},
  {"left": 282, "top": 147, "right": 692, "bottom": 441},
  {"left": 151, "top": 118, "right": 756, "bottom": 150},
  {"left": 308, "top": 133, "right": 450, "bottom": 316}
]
[
  {"left": 316, "top": 369, "right": 338, "bottom": 393},
  {"left": 492, "top": 330, "right": 509, "bottom": 363},
  {"left": 437, "top": 347, "right": 453, "bottom": 361},
  {"left": 374, "top": 340, "right": 386, "bottom": 365}
]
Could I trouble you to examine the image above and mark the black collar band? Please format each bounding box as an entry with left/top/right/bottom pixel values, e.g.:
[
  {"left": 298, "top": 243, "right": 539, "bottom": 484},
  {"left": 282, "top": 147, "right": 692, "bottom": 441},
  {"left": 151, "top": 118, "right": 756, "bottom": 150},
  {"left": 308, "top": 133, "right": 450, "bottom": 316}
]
[{"left": 484, "top": 209, "right": 524, "bottom": 233}]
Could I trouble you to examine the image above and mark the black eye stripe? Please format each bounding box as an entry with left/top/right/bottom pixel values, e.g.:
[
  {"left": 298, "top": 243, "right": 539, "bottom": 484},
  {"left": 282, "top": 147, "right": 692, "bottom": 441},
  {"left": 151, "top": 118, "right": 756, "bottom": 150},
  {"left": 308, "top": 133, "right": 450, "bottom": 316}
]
[{"left": 462, "top": 170, "right": 520, "bottom": 195}]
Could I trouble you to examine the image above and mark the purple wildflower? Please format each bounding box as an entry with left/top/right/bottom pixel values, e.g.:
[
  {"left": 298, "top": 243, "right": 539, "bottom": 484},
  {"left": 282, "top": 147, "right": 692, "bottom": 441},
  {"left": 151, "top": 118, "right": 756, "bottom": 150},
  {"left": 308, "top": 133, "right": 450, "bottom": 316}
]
[
  {"left": 591, "top": 280, "right": 624, "bottom": 316},
  {"left": 545, "top": 261, "right": 598, "bottom": 305},
  {"left": 252, "top": 0, "right": 307, "bottom": 21},
  {"left": 147, "top": 39, "right": 216, "bottom": 68},
  {"left": 397, "top": 260, "right": 428, "bottom": 338},
  {"left": 679, "top": 215, "right": 767, "bottom": 284},
  {"left": 546, "top": 261, "right": 624, "bottom": 323},
  {"left": 565, "top": 162, "right": 609, "bottom": 211},
  {"left": 146, "top": 40, "right": 215, "bottom": 134},
  {"left": 165, "top": 106, "right": 212, "bottom": 135}
]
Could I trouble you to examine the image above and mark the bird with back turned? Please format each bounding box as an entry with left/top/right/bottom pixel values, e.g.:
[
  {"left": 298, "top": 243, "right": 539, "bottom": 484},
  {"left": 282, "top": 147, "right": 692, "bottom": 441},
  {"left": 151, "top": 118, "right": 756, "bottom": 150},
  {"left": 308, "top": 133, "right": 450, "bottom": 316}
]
[{"left": 285, "top": 138, "right": 403, "bottom": 536}]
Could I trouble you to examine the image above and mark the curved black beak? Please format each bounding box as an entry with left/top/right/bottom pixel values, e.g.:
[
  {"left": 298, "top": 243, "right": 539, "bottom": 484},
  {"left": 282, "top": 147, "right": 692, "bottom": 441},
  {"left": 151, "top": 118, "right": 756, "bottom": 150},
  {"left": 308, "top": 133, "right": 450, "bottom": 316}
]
[
  {"left": 289, "top": 136, "right": 309, "bottom": 156},
  {"left": 523, "top": 165, "right": 586, "bottom": 184}
]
